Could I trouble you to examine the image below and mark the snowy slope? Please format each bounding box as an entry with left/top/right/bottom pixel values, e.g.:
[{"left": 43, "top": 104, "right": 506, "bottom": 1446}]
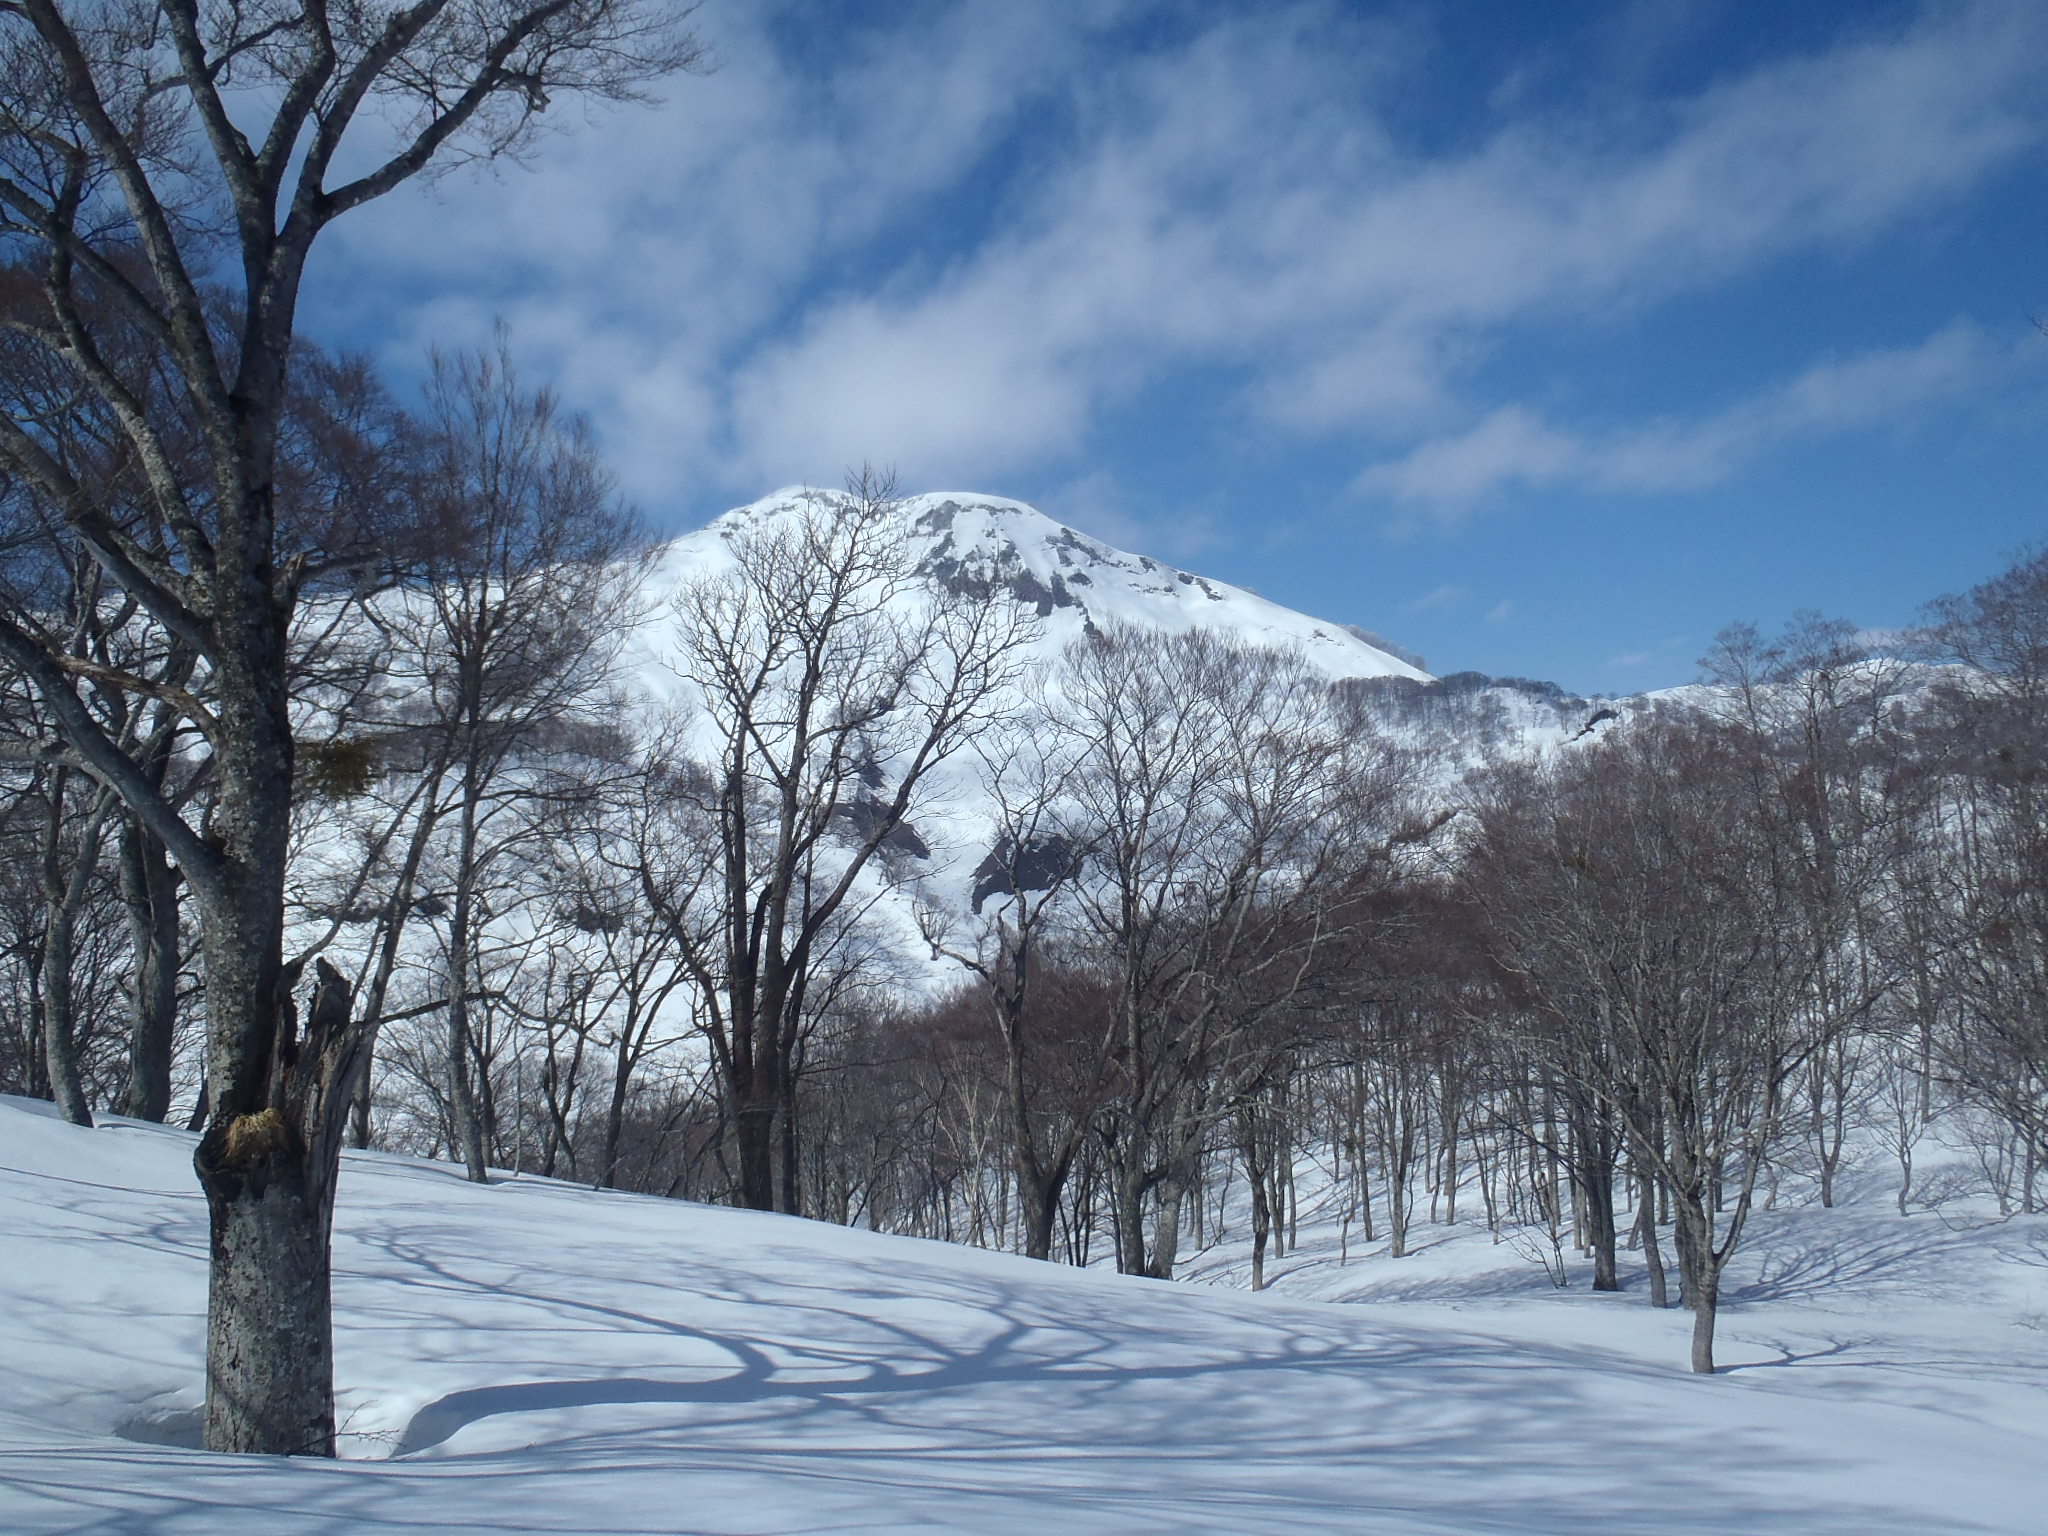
[
  {"left": 612, "top": 489, "right": 1442, "bottom": 964},
  {"left": 5, "top": 1096, "right": 2046, "bottom": 1535},
  {"left": 643, "top": 487, "right": 1432, "bottom": 686}
]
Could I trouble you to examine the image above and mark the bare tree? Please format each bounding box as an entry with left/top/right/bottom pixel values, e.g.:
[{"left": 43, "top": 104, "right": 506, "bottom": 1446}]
[
  {"left": 1915, "top": 549, "right": 2048, "bottom": 1175},
  {"left": 346, "top": 340, "right": 647, "bottom": 1181},
  {"left": 918, "top": 708, "right": 1109, "bottom": 1260},
  {"left": 1465, "top": 718, "right": 1829, "bottom": 1373},
  {"left": 0, "top": 0, "right": 700, "bottom": 1455},
  {"left": 657, "top": 476, "right": 1035, "bottom": 1212},
  {"left": 1700, "top": 614, "right": 1913, "bottom": 1204},
  {"left": 1055, "top": 626, "right": 1420, "bottom": 1278}
]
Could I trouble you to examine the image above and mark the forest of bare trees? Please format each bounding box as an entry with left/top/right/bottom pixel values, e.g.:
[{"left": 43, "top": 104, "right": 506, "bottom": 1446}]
[
  {"left": 0, "top": 0, "right": 2043, "bottom": 1465},
  {"left": 4, "top": 415, "right": 2046, "bottom": 1385}
]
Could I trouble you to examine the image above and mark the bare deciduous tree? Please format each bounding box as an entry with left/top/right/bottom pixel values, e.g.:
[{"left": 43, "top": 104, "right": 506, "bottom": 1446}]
[
  {"left": 659, "top": 475, "right": 1035, "bottom": 1213},
  {"left": 1465, "top": 718, "right": 1827, "bottom": 1373},
  {"left": 0, "top": 0, "right": 701, "bottom": 1455}
]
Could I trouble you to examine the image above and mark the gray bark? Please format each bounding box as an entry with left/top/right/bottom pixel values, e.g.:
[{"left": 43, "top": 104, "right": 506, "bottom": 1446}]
[
  {"left": 37, "top": 771, "right": 112, "bottom": 1127},
  {"left": 119, "top": 817, "right": 181, "bottom": 1122},
  {"left": 195, "top": 960, "right": 367, "bottom": 1455}
]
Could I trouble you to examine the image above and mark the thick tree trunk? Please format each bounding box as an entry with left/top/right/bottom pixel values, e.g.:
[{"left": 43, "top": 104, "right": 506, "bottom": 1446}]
[
  {"left": 201, "top": 1136, "right": 336, "bottom": 1455},
  {"left": 727, "top": 972, "right": 782, "bottom": 1211},
  {"left": 1147, "top": 1166, "right": 1186, "bottom": 1280},
  {"left": 1386, "top": 1145, "right": 1412, "bottom": 1259},
  {"left": 1637, "top": 1193, "right": 1670, "bottom": 1308},
  {"left": 190, "top": 628, "right": 361, "bottom": 1456},
  {"left": 733, "top": 1062, "right": 777, "bottom": 1211},
  {"left": 1670, "top": 1193, "right": 1722, "bottom": 1373},
  {"left": 1019, "top": 1170, "right": 1060, "bottom": 1262},
  {"left": 1583, "top": 1163, "right": 1619, "bottom": 1292},
  {"left": 193, "top": 948, "right": 368, "bottom": 1455},
  {"left": 1113, "top": 1153, "right": 1149, "bottom": 1276},
  {"left": 446, "top": 1000, "right": 488, "bottom": 1182},
  {"left": 1001, "top": 1013, "right": 1077, "bottom": 1262},
  {"left": 1567, "top": 1111, "right": 1619, "bottom": 1291}
]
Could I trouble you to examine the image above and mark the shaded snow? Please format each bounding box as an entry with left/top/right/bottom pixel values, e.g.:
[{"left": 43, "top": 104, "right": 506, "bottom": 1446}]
[{"left": 4, "top": 1099, "right": 2045, "bottom": 1533}]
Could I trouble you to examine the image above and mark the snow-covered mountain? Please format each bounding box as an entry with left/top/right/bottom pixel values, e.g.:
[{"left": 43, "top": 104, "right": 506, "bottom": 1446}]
[
  {"left": 649, "top": 487, "right": 1433, "bottom": 685},
  {"left": 601, "top": 485, "right": 1622, "bottom": 933}
]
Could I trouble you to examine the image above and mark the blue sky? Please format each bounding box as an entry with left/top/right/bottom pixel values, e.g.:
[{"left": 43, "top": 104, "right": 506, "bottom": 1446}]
[{"left": 305, "top": 0, "right": 2048, "bottom": 694}]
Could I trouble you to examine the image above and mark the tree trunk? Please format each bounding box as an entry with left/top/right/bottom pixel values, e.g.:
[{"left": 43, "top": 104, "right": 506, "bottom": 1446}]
[
  {"left": 600, "top": 1035, "right": 635, "bottom": 1191},
  {"left": 734, "top": 1086, "right": 777, "bottom": 1211},
  {"left": 1582, "top": 1159, "right": 1619, "bottom": 1292},
  {"left": 1240, "top": 1106, "right": 1272, "bottom": 1290},
  {"left": 347, "top": 1051, "right": 377, "bottom": 1151},
  {"left": 1568, "top": 1103, "right": 1620, "bottom": 1291},
  {"left": 1019, "top": 1168, "right": 1061, "bottom": 1262},
  {"left": 1113, "top": 1150, "right": 1149, "bottom": 1276},
  {"left": 1147, "top": 1166, "right": 1186, "bottom": 1280},
  {"left": 201, "top": 1137, "right": 337, "bottom": 1456},
  {"left": 38, "top": 884, "right": 92, "bottom": 1128},
  {"left": 1689, "top": 1265, "right": 1720, "bottom": 1375},
  {"left": 445, "top": 784, "right": 490, "bottom": 1183},
  {"left": 1636, "top": 1189, "right": 1670, "bottom": 1308},
  {"left": 119, "top": 818, "right": 182, "bottom": 1122},
  {"left": 447, "top": 997, "right": 487, "bottom": 1182},
  {"left": 729, "top": 976, "right": 781, "bottom": 1211},
  {"left": 38, "top": 772, "right": 108, "bottom": 1128},
  {"left": 193, "top": 950, "right": 368, "bottom": 1455},
  {"left": 777, "top": 1057, "right": 802, "bottom": 1216}
]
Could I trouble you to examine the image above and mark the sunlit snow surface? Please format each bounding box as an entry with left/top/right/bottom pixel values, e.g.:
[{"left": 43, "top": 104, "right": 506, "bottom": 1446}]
[
  {"left": 4, "top": 1097, "right": 2046, "bottom": 1534},
  {"left": 646, "top": 488, "right": 1431, "bottom": 687}
]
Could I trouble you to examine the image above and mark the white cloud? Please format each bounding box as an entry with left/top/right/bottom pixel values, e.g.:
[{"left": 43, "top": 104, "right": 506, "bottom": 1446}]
[
  {"left": 721, "top": 0, "right": 2045, "bottom": 495},
  {"left": 1404, "top": 583, "right": 1472, "bottom": 613},
  {"left": 1365, "top": 409, "right": 1581, "bottom": 511},
  {"left": 1355, "top": 320, "right": 2019, "bottom": 514},
  {"left": 308, "top": 0, "right": 2048, "bottom": 514}
]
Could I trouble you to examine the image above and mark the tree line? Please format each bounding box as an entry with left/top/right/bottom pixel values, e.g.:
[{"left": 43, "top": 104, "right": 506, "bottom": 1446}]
[
  {"left": 0, "top": 0, "right": 2041, "bottom": 1459},
  {"left": 6, "top": 413, "right": 2046, "bottom": 1383}
]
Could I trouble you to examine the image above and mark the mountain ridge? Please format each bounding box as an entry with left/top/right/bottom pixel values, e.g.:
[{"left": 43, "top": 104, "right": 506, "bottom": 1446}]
[{"left": 661, "top": 487, "right": 1435, "bottom": 685}]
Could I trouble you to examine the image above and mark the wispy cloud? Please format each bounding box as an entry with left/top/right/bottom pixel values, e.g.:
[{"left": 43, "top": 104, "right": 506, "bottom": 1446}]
[
  {"left": 1404, "top": 583, "right": 1471, "bottom": 613},
  {"left": 1356, "top": 321, "right": 2020, "bottom": 516},
  {"left": 314, "top": 0, "right": 2048, "bottom": 517}
]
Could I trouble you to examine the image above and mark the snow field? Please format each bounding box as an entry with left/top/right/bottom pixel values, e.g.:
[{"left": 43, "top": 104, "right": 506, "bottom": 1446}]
[{"left": 4, "top": 1098, "right": 2047, "bottom": 1533}]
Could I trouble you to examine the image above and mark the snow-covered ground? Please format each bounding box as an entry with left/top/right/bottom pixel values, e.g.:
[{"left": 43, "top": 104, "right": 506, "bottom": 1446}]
[{"left": 5, "top": 1095, "right": 2045, "bottom": 1534}]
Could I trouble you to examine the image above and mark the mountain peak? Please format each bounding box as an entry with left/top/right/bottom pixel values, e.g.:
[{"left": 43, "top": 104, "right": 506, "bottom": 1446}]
[{"left": 682, "top": 489, "right": 1431, "bottom": 684}]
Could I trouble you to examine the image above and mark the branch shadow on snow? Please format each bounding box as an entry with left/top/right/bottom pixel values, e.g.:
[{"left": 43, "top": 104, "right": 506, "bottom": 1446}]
[
  {"left": 1732, "top": 1208, "right": 2048, "bottom": 1305},
  {"left": 248, "top": 1220, "right": 1952, "bottom": 1536},
  {"left": 3, "top": 1130, "right": 2029, "bottom": 1536}
]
